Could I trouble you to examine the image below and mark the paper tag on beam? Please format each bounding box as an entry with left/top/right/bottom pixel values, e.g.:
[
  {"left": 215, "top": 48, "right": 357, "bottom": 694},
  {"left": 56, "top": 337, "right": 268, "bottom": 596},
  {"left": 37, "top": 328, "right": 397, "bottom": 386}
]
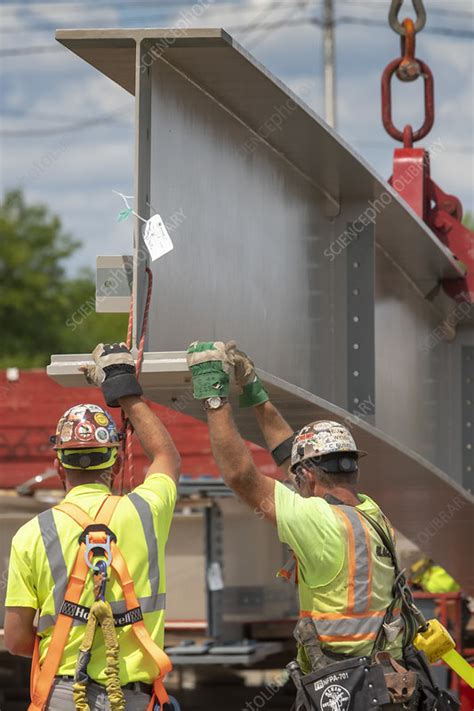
[
  {"left": 143, "top": 214, "right": 174, "bottom": 261},
  {"left": 207, "top": 562, "right": 224, "bottom": 591}
]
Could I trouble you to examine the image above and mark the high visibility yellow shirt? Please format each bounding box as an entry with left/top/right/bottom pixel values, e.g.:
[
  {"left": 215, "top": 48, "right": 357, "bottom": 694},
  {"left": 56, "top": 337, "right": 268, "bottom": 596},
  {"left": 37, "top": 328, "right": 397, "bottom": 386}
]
[
  {"left": 418, "top": 566, "right": 461, "bottom": 594},
  {"left": 6, "top": 475, "right": 176, "bottom": 685},
  {"left": 275, "top": 482, "right": 403, "bottom": 672}
]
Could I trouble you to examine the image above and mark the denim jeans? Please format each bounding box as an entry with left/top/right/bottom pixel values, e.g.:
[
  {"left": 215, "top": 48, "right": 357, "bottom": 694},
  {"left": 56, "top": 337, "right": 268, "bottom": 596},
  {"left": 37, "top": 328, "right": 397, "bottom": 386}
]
[{"left": 46, "top": 678, "right": 152, "bottom": 710}]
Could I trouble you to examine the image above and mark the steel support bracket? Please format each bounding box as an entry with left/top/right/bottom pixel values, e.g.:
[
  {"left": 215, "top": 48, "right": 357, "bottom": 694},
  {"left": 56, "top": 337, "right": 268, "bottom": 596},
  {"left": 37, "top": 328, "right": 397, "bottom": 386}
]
[
  {"left": 390, "top": 149, "right": 474, "bottom": 305},
  {"left": 96, "top": 255, "right": 133, "bottom": 313},
  {"left": 429, "top": 206, "right": 474, "bottom": 304},
  {"left": 390, "top": 147, "right": 430, "bottom": 219}
]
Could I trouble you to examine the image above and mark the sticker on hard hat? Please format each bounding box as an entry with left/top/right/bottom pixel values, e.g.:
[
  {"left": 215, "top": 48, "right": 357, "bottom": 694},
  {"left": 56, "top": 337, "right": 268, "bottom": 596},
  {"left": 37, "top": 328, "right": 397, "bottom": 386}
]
[
  {"left": 295, "top": 432, "right": 314, "bottom": 444},
  {"left": 75, "top": 422, "right": 94, "bottom": 441},
  {"left": 94, "top": 413, "right": 109, "bottom": 426},
  {"left": 95, "top": 427, "right": 110, "bottom": 443},
  {"left": 84, "top": 404, "right": 103, "bottom": 413},
  {"left": 60, "top": 421, "right": 74, "bottom": 442},
  {"left": 68, "top": 405, "right": 87, "bottom": 417},
  {"left": 320, "top": 685, "right": 351, "bottom": 711}
]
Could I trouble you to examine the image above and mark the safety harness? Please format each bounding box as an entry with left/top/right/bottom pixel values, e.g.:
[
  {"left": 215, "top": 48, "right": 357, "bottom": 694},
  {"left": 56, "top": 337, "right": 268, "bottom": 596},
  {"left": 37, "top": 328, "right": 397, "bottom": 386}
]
[
  {"left": 356, "top": 508, "right": 426, "bottom": 650},
  {"left": 28, "top": 495, "right": 172, "bottom": 711}
]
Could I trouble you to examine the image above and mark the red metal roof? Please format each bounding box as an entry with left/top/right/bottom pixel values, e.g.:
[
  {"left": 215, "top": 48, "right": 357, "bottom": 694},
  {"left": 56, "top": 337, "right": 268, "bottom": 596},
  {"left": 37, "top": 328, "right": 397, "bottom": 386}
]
[{"left": 0, "top": 370, "right": 279, "bottom": 490}]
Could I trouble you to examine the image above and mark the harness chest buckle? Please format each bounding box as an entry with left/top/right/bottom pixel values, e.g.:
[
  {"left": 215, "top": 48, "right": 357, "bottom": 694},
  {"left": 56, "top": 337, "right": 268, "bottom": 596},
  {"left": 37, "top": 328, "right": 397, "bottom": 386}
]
[{"left": 79, "top": 524, "right": 117, "bottom": 571}]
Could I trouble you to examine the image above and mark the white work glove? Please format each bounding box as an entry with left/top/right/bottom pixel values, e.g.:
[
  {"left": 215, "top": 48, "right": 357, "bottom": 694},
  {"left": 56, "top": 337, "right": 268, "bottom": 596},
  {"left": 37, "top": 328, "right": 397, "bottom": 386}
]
[
  {"left": 226, "top": 341, "right": 269, "bottom": 408},
  {"left": 80, "top": 342, "right": 142, "bottom": 407}
]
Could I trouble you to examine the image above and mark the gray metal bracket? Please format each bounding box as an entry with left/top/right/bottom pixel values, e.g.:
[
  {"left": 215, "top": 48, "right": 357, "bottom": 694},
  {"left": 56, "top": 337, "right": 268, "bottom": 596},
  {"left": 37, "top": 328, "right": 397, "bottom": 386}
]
[
  {"left": 462, "top": 346, "right": 474, "bottom": 492},
  {"left": 96, "top": 255, "right": 133, "bottom": 313},
  {"left": 205, "top": 502, "right": 224, "bottom": 639},
  {"left": 347, "top": 224, "right": 375, "bottom": 422}
]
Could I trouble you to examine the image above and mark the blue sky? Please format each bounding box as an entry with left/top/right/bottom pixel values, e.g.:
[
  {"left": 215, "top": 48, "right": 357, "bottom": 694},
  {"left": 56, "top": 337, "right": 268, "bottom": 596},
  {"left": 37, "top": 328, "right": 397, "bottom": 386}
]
[{"left": 1, "top": 0, "right": 473, "bottom": 271}]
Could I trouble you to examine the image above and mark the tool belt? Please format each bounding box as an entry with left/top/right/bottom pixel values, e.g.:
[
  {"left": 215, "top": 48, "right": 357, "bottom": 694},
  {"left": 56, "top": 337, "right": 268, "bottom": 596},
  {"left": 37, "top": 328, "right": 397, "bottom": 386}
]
[
  {"left": 289, "top": 617, "right": 421, "bottom": 711},
  {"left": 289, "top": 651, "right": 421, "bottom": 711},
  {"left": 288, "top": 647, "right": 460, "bottom": 711}
]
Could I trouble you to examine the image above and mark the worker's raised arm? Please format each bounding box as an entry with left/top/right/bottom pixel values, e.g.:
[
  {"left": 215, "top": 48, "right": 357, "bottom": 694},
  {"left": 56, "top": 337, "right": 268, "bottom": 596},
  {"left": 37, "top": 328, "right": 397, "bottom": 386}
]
[
  {"left": 227, "top": 343, "right": 295, "bottom": 475},
  {"left": 187, "top": 342, "right": 276, "bottom": 522},
  {"left": 81, "top": 343, "right": 180, "bottom": 485},
  {"left": 119, "top": 395, "right": 181, "bottom": 484}
]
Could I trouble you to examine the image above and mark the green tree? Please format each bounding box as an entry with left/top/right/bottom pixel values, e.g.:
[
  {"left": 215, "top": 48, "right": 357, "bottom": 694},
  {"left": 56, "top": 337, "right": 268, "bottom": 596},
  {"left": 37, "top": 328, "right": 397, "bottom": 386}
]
[
  {"left": 463, "top": 211, "right": 474, "bottom": 231},
  {"left": 0, "top": 189, "right": 128, "bottom": 367}
]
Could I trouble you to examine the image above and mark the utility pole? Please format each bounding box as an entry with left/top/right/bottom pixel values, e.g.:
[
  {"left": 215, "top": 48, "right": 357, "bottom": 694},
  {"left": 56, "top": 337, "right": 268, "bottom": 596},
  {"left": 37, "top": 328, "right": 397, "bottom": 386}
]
[{"left": 323, "top": 0, "right": 336, "bottom": 129}]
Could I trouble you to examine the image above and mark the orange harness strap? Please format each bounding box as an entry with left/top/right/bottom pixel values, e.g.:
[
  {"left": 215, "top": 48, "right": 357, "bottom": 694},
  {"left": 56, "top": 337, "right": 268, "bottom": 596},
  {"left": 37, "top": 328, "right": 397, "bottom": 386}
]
[
  {"left": 92, "top": 502, "right": 172, "bottom": 708},
  {"left": 28, "top": 498, "right": 120, "bottom": 711},
  {"left": 108, "top": 541, "right": 172, "bottom": 707},
  {"left": 29, "top": 551, "right": 90, "bottom": 710}
]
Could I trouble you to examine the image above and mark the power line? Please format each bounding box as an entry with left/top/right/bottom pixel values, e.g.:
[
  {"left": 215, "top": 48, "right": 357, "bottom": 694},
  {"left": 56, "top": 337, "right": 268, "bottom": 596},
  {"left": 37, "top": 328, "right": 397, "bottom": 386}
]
[
  {"left": 1, "top": 12, "right": 473, "bottom": 39},
  {"left": 0, "top": 108, "right": 130, "bottom": 136},
  {"left": 0, "top": 45, "right": 59, "bottom": 56},
  {"left": 1, "top": 0, "right": 470, "bottom": 6},
  {"left": 1, "top": 0, "right": 470, "bottom": 19},
  {"left": 238, "top": 0, "right": 285, "bottom": 39},
  {"left": 337, "top": 0, "right": 473, "bottom": 18},
  {"left": 2, "top": 107, "right": 102, "bottom": 121},
  {"left": 0, "top": 0, "right": 317, "bottom": 15},
  {"left": 337, "top": 16, "right": 474, "bottom": 37},
  {"left": 0, "top": 0, "right": 324, "bottom": 26},
  {"left": 2, "top": 14, "right": 472, "bottom": 49},
  {"left": 245, "top": 0, "right": 311, "bottom": 48},
  {"left": 0, "top": 0, "right": 238, "bottom": 8}
]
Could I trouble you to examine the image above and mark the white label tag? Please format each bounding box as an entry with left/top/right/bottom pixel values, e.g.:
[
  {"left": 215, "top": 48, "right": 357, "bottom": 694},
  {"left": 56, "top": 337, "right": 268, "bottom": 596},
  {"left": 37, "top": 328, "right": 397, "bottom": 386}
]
[
  {"left": 142, "top": 214, "right": 174, "bottom": 261},
  {"left": 207, "top": 561, "right": 224, "bottom": 591}
]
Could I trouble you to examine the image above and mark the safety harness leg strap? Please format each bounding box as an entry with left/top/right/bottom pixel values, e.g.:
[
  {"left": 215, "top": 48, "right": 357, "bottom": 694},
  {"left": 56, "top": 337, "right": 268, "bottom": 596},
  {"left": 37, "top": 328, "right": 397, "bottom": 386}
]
[{"left": 29, "top": 550, "right": 92, "bottom": 710}]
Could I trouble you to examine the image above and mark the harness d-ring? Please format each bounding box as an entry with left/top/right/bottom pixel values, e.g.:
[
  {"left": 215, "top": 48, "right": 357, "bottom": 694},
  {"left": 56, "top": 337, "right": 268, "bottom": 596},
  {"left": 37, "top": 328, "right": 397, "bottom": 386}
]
[{"left": 78, "top": 524, "right": 117, "bottom": 571}]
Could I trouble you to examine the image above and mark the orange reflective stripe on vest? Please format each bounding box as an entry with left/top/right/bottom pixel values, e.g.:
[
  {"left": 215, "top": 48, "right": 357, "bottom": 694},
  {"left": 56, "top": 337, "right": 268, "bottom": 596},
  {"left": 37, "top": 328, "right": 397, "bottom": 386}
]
[
  {"left": 299, "top": 504, "right": 399, "bottom": 645},
  {"left": 28, "top": 496, "right": 171, "bottom": 710},
  {"left": 300, "top": 609, "right": 402, "bottom": 643},
  {"left": 334, "top": 506, "right": 371, "bottom": 614},
  {"left": 278, "top": 553, "right": 299, "bottom": 584}
]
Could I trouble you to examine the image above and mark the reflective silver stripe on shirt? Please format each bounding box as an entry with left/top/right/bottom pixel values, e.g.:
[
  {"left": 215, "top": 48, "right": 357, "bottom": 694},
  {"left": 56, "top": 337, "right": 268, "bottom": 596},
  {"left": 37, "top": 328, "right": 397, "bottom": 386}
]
[
  {"left": 38, "top": 509, "right": 68, "bottom": 618},
  {"left": 37, "top": 592, "right": 167, "bottom": 632},
  {"left": 312, "top": 613, "right": 401, "bottom": 638},
  {"left": 338, "top": 505, "right": 370, "bottom": 614},
  {"left": 128, "top": 492, "right": 160, "bottom": 596}
]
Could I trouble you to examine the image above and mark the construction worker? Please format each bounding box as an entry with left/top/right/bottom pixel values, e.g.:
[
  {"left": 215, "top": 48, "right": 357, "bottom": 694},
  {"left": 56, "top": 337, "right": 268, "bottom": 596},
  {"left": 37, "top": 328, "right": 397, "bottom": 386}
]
[
  {"left": 410, "top": 557, "right": 461, "bottom": 594},
  {"left": 5, "top": 343, "right": 180, "bottom": 711},
  {"left": 186, "top": 341, "right": 459, "bottom": 711}
]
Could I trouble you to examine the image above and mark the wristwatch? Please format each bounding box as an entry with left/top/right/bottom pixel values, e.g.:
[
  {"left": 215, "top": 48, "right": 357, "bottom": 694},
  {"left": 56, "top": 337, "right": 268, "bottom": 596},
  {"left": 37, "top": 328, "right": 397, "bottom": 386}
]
[{"left": 202, "top": 396, "right": 228, "bottom": 411}]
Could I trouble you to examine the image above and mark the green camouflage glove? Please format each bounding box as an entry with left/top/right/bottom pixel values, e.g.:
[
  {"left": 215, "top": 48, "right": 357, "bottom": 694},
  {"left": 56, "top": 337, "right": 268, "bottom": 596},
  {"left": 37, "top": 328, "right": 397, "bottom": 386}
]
[
  {"left": 226, "top": 341, "right": 269, "bottom": 408},
  {"left": 186, "top": 341, "right": 231, "bottom": 400}
]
